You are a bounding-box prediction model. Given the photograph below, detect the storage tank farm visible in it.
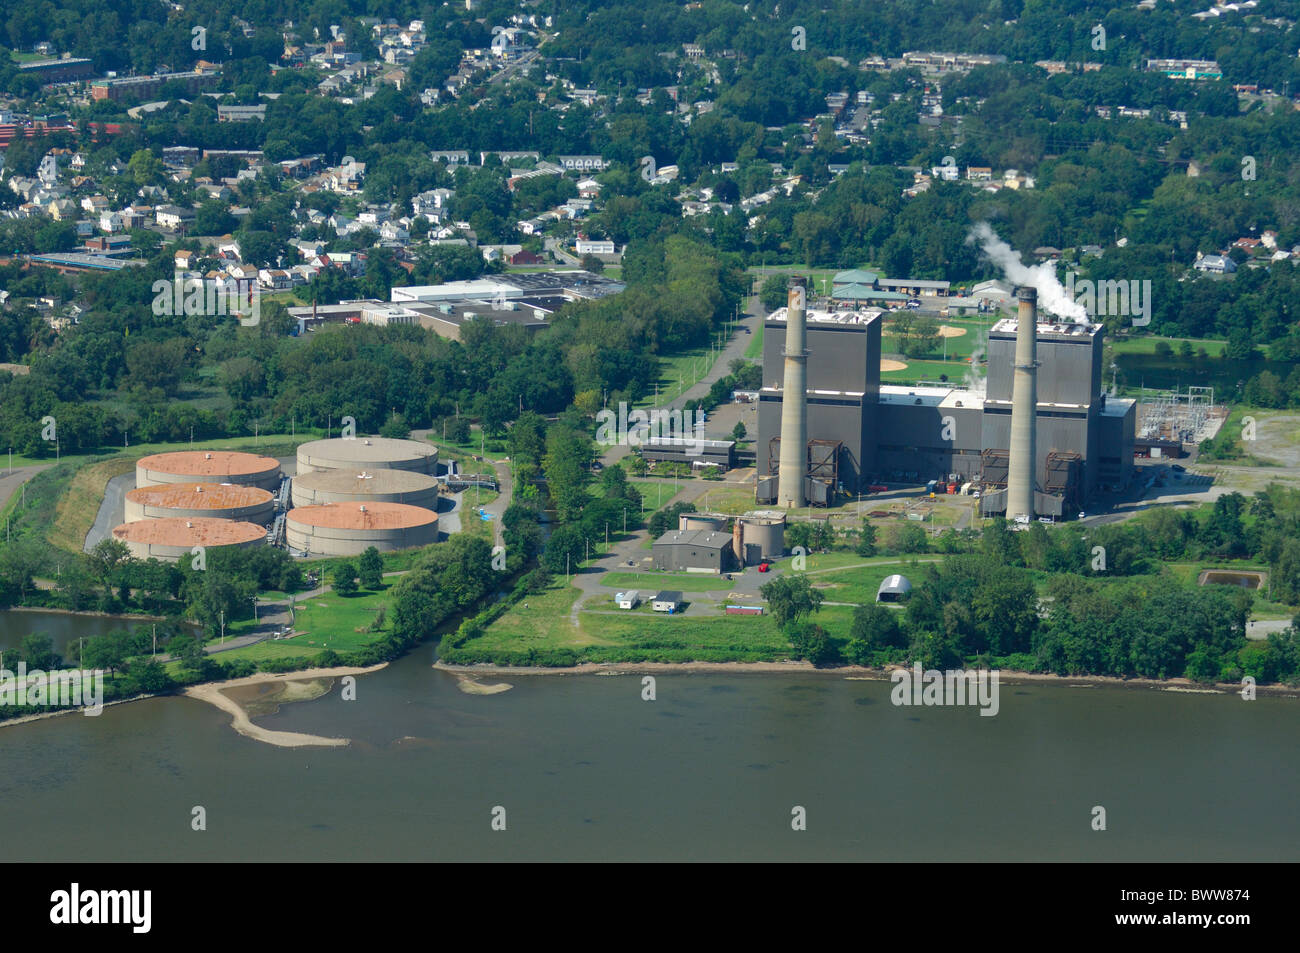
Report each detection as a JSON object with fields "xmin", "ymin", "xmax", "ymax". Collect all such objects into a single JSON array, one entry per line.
[{"xmin": 286, "ymin": 435, "xmax": 444, "ymax": 555}]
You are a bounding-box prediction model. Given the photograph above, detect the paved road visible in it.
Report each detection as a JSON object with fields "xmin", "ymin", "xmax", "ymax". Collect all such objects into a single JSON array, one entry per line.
[
  {"xmin": 84, "ymin": 472, "xmax": 133, "ymax": 553},
  {"xmin": 544, "ymin": 237, "xmax": 581, "ymax": 266},
  {"xmin": 598, "ymin": 291, "xmax": 761, "ymax": 469},
  {"xmin": 0, "ymin": 465, "xmax": 50, "ymax": 523}
]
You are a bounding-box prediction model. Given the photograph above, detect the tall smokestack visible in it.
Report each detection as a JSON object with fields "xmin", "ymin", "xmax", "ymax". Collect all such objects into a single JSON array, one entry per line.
[
  {"xmin": 777, "ymin": 276, "xmax": 808, "ymax": 509},
  {"xmin": 1007, "ymin": 286, "xmax": 1038, "ymax": 521}
]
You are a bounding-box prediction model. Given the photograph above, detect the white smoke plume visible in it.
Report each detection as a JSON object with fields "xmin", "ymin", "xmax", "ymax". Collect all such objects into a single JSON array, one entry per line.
[
  {"xmin": 966, "ymin": 222, "xmax": 1088, "ymax": 322},
  {"xmin": 963, "ymin": 330, "xmax": 987, "ymax": 396}
]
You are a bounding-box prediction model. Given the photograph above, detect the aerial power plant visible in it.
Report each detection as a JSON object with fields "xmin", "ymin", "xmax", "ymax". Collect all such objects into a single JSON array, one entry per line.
[{"xmin": 757, "ymin": 277, "xmax": 1136, "ymax": 518}]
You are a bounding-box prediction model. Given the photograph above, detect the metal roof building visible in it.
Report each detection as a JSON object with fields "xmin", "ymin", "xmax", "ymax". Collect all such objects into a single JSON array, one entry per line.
[
  {"xmin": 652, "ymin": 529, "xmax": 736, "ymax": 573},
  {"xmin": 876, "ymin": 574, "xmax": 913, "ymax": 602}
]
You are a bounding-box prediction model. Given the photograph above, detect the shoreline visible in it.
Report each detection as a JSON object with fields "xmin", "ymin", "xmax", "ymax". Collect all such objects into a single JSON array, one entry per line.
[
  {"xmin": 0, "ymin": 693, "xmax": 160, "ymax": 728},
  {"xmin": 432, "ymin": 661, "xmax": 1300, "ymax": 697},
  {"xmin": 6, "ymin": 606, "xmax": 179, "ymax": 623},
  {"xmin": 182, "ymin": 663, "xmax": 389, "ymax": 748}
]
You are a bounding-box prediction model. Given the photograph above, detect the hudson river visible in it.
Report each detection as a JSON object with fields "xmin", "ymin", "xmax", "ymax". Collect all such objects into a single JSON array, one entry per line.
[{"xmin": 1, "ymin": 644, "xmax": 1296, "ymax": 861}]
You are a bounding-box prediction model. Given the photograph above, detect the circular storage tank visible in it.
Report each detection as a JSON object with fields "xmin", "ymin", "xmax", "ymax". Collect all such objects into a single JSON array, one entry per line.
[
  {"xmin": 286, "ymin": 502, "xmax": 438, "ymax": 556},
  {"xmin": 111, "ymin": 517, "xmax": 266, "ymax": 562},
  {"xmin": 679, "ymin": 513, "xmax": 726, "ymax": 532},
  {"xmin": 124, "ymin": 482, "xmax": 274, "ymax": 525},
  {"xmin": 291, "ymin": 467, "xmax": 440, "ymax": 510},
  {"xmin": 741, "ymin": 517, "xmax": 785, "ymax": 559},
  {"xmin": 295, "ymin": 437, "xmax": 437, "ymax": 476},
  {"xmin": 136, "ymin": 451, "xmax": 281, "ymax": 491}
]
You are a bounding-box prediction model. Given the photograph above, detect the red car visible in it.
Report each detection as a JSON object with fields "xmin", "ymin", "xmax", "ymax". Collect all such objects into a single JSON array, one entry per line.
[
  {"xmin": 758, "ymin": 562, "xmax": 771, "ymax": 572},
  {"xmin": 867, "ymin": 484, "xmax": 888, "ymax": 493}
]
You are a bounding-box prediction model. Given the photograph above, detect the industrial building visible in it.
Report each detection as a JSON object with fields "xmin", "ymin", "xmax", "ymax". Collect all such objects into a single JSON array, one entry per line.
[
  {"xmin": 652, "ymin": 528, "xmax": 737, "ymax": 573},
  {"xmin": 111, "ymin": 517, "xmax": 266, "ymax": 561},
  {"xmin": 124, "ymin": 482, "xmax": 275, "ymax": 525},
  {"xmin": 285, "ymin": 501, "xmax": 439, "ymax": 555},
  {"xmin": 295, "ymin": 437, "xmax": 438, "ymax": 476},
  {"xmin": 650, "ymin": 512, "xmax": 786, "ymax": 573},
  {"xmin": 640, "ymin": 438, "xmax": 735, "ymax": 469},
  {"xmin": 290, "ymin": 467, "xmax": 441, "ymax": 509},
  {"xmin": 756, "ymin": 279, "xmax": 1136, "ymax": 518},
  {"xmin": 135, "ymin": 451, "xmax": 282, "ymax": 491}
]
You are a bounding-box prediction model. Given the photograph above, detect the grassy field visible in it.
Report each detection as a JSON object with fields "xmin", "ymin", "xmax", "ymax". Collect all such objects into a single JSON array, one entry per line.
[
  {"xmin": 463, "ymin": 553, "xmax": 864, "ymax": 661},
  {"xmin": 806, "ymin": 562, "xmax": 920, "ymax": 606},
  {"xmin": 47, "ymin": 457, "xmax": 138, "ymax": 552},
  {"xmin": 1109, "ymin": 335, "xmax": 1228, "ymax": 358},
  {"xmin": 629, "ymin": 479, "xmax": 685, "ymax": 511},
  {"xmin": 287, "ymin": 586, "xmax": 394, "ymax": 652},
  {"xmin": 424, "ymin": 427, "xmax": 508, "ymax": 462},
  {"xmin": 2, "ymin": 431, "xmax": 311, "ymax": 470}
]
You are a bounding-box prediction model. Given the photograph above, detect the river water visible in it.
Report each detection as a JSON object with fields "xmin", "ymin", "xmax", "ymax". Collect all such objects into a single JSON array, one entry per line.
[{"xmin": 0, "ymin": 636, "xmax": 1296, "ymax": 861}]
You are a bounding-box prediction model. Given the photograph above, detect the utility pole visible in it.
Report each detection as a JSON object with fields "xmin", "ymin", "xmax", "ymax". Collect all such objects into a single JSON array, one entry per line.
[
  {"xmin": 152, "ymin": 624, "xmax": 156, "ymax": 657},
  {"xmin": 220, "ymin": 609, "xmax": 224, "ymax": 645}
]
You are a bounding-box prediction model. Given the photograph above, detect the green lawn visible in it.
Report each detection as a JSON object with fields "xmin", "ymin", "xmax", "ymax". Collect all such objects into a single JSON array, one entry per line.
[
  {"xmin": 1108, "ymin": 335, "xmax": 1228, "ymax": 358},
  {"xmin": 462, "ymin": 570, "xmax": 859, "ymax": 662},
  {"xmin": 629, "ymin": 479, "xmax": 684, "ymax": 511},
  {"xmin": 806, "ymin": 562, "xmax": 917, "ymax": 605},
  {"xmin": 286, "ymin": 586, "xmax": 394, "ymax": 653}
]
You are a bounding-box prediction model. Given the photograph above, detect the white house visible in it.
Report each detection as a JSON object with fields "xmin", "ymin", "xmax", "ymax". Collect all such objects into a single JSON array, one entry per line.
[
  {"xmin": 575, "ymin": 239, "xmax": 614, "ymax": 255},
  {"xmin": 1194, "ymin": 253, "xmax": 1237, "ymax": 274},
  {"xmin": 652, "ymin": 591, "xmax": 683, "ymax": 613},
  {"xmin": 615, "ymin": 590, "xmax": 641, "ymax": 610}
]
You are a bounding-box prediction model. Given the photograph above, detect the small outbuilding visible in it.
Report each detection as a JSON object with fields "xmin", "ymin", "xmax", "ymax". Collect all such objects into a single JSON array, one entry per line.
[
  {"xmin": 876, "ymin": 574, "xmax": 913, "ymax": 602},
  {"xmin": 652, "ymin": 591, "xmax": 683, "ymax": 613},
  {"xmin": 616, "ymin": 590, "xmax": 641, "ymax": 609}
]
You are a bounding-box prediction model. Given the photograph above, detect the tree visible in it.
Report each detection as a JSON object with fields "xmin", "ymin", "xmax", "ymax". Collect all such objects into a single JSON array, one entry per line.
[
  {"xmin": 850, "ymin": 602, "xmax": 903, "ymax": 649},
  {"xmin": 787, "ymin": 621, "xmax": 837, "ymax": 665},
  {"xmin": 856, "ymin": 521, "xmax": 877, "ymax": 557},
  {"xmin": 20, "ymin": 632, "xmax": 60, "ymax": 669},
  {"xmin": 332, "ymin": 562, "xmax": 359, "ymax": 597},
  {"xmin": 760, "ymin": 574, "xmax": 825, "ymax": 628},
  {"xmin": 358, "ymin": 547, "xmax": 384, "ymax": 590},
  {"xmin": 87, "ymin": 538, "xmax": 131, "ymax": 600},
  {"xmin": 759, "ymin": 274, "xmax": 789, "ymax": 311},
  {"xmin": 731, "ymin": 421, "xmax": 747, "ymax": 441},
  {"xmin": 127, "ymin": 149, "xmax": 163, "ymax": 187}
]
